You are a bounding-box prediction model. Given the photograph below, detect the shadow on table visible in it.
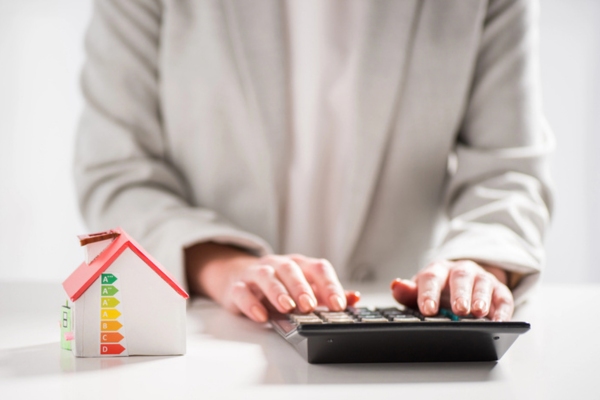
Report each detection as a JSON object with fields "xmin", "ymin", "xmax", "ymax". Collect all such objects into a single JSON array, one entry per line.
[
  {"xmin": 0, "ymin": 342, "xmax": 167, "ymax": 379},
  {"xmin": 190, "ymin": 302, "xmax": 499, "ymax": 385}
]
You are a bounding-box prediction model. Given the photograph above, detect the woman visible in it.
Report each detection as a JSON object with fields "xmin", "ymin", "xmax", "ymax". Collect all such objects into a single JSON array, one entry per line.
[{"xmin": 75, "ymin": 0, "xmax": 553, "ymax": 323}]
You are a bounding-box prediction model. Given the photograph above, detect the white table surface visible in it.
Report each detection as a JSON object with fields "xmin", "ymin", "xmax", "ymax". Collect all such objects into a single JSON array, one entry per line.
[{"xmin": 0, "ymin": 281, "xmax": 598, "ymax": 400}]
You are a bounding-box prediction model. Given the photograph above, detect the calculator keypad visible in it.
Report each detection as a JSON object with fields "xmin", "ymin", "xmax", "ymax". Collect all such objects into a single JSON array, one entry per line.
[{"xmin": 289, "ymin": 306, "xmax": 490, "ymax": 325}]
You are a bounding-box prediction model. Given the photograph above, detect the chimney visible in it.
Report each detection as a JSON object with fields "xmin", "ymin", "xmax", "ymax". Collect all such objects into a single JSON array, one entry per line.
[{"xmin": 78, "ymin": 230, "xmax": 120, "ymax": 264}]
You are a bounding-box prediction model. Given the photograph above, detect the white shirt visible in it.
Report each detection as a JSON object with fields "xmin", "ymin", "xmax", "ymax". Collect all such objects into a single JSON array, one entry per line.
[{"xmin": 283, "ymin": 0, "xmax": 366, "ymax": 265}]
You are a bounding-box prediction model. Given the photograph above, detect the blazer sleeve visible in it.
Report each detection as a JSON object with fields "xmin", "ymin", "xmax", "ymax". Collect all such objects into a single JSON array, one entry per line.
[
  {"xmin": 74, "ymin": 0, "xmax": 273, "ymax": 288},
  {"xmin": 427, "ymin": 0, "xmax": 554, "ymax": 303}
]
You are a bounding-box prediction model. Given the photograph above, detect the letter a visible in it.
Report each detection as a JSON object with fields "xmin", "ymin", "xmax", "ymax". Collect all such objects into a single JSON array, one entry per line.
[
  {"xmin": 103, "ymin": 276, "xmax": 108, "ymax": 283},
  {"xmin": 102, "ymin": 287, "xmax": 108, "ymax": 295},
  {"xmin": 102, "ymin": 299, "xmax": 108, "ymax": 306}
]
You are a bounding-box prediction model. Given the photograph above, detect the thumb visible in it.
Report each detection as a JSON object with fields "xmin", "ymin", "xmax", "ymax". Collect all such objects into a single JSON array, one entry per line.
[{"xmin": 390, "ymin": 278, "xmax": 418, "ymax": 308}]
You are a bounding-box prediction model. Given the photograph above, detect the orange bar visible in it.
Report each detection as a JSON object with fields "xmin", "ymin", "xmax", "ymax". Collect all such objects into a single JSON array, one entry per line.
[
  {"xmin": 100, "ymin": 321, "xmax": 122, "ymax": 331},
  {"xmin": 101, "ymin": 332, "xmax": 124, "ymax": 343}
]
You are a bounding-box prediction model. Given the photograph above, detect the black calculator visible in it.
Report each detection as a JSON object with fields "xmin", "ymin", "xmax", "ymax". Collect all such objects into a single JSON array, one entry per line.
[{"xmin": 270, "ymin": 305, "xmax": 530, "ymax": 363}]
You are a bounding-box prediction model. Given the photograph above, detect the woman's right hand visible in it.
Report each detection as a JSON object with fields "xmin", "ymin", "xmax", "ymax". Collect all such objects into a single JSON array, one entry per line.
[{"xmin": 185, "ymin": 242, "xmax": 359, "ymax": 322}]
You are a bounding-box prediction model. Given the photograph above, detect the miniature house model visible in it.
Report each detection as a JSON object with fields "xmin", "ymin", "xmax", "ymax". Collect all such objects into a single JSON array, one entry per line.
[{"xmin": 62, "ymin": 228, "xmax": 188, "ymax": 357}]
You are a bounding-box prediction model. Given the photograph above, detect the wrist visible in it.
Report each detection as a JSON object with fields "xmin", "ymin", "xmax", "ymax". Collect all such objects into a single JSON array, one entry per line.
[{"xmin": 185, "ymin": 242, "xmax": 258, "ymax": 301}]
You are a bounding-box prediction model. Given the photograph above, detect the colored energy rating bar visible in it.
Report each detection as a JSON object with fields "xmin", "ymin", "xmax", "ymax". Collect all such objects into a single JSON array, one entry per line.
[
  {"xmin": 101, "ymin": 285, "xmax": 119, "ymax": 296},
  {"xmin": 101, "ymin": 344, "xmax": 125, "ymax": 355},
  {"xmin": 101, "ymin": 309, "xmax": 121, "ymax": 319},
  {"xmin": 101, "ymin": 332, "xmax": 124, "ymax": 343},
  {"xmin": 101, "ymin": 297, "xmax": 120, "ymax": 308},
  {"xmin": 101, "ymin": 321, "xmax": 123, "ymax": 331},
  {"xmin": 100, "ymin": 272, "xmax": 125, "ymax": 355},
  {"xmin": 101, "ymin": 273, "xmax": 117, "ymax": 284}
]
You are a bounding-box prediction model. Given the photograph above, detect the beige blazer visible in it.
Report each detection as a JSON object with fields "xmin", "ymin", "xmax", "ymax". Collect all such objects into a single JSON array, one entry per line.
[{"xmin": 75, "ymin": 0, "xmax": 553, "ymax": 302}]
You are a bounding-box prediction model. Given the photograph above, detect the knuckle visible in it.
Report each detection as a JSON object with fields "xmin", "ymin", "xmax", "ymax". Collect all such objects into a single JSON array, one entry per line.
[
  {"xmin": 230, "ymin": 281, "xmax": 247, "ymax": 295},
  {"xmin": 255, "ymin": 264, "xmax": 275, "ymax": 279},
  {"xmin": 419, "ymin": 270, "xmax": 439, "ymax": 281},
  {"xmin": 311, "ymin": 259, "xmax": 331, "ymax": 274},
  {"xmin": 450, "ymin": 266, "xmax": 471, "ymax": 279},
  {"xmin": 276, "ymin": 261, "xmax": 297, "ymax": 275},
  {"xmin": 259, "ymin": 254, "xmax": 275, "ymax": 264},
  {"xmin": 455, "ymin": 259, "xmax": 478, "ymax": 269}
]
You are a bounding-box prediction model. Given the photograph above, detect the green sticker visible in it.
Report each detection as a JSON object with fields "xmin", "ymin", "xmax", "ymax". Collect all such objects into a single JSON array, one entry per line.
[
  {"xmin": 60, "ymin": 301, "xmax": 72, "ymax": 351},
  {"xmin": 101, "ymin": 273, "xmax": 117, "ymax": 284},
  {"xmin": 101, "ymin": 285, "xmax": 119, "ymax": 296}
]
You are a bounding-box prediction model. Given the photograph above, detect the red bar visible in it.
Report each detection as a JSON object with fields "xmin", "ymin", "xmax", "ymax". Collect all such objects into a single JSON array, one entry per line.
[{"xmin": 101, "ymin": 344, "xmax": 125, "ymax": 355}]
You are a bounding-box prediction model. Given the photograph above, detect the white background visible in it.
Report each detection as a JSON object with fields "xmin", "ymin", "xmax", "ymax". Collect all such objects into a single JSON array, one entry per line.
[{"xmin": 0, "ymin": 0, "xmax": 598, "ymax": 283}]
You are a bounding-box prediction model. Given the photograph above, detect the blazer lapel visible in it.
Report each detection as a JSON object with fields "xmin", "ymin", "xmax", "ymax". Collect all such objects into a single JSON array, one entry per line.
[
  {"xmin": 224, "ymin": 0, "xmax": 289, "ymax": 250},
  {"xmin": 339, "ymin": 0, "xmax": 422, "ymax": 269}
]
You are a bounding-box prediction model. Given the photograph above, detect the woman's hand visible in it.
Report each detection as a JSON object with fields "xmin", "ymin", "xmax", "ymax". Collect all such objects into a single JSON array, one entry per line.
[
  {"xmin": 186, "ymin": 242, "xmax": 359, "ymax": 323},
  {"xmin": 390, "ymin": 260, "xmax": 514, "ymax": 321}
]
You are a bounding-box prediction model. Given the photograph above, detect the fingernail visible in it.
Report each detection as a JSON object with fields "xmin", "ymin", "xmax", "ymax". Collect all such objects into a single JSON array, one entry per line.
[
  {"xmin": 329, "ymin": 294, "xmax": 346, "ymax": 311},
  {"xmin": 390, "ymin": 279, "xmax": 402, "ymax": 290},
  {"xmin": 472, "ymin": 299, "xmax": 486, "ymax": 313},
  {"xmin": 250, "ymin": 305, "xmax": 268, "ymax": 322},
  {"xmin": 298, "ymin": 293, "xmax": 316, "ymax": 312},
  {"xmin": 278, "ymin": 294, "xmax": 296, "ymax": 311},
  {"xmin": 424, "ymin": 299, "xmax": 437, "ymax": 315},
  {"xmin": 454, "ymin": 297, "xmax": 470, "ymax": 313}
]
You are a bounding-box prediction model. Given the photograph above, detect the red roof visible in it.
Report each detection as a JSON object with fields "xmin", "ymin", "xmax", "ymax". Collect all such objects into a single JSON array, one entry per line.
[{"xmin": 63, "ymin": 227, "xmax": 189, "ymax": 301}]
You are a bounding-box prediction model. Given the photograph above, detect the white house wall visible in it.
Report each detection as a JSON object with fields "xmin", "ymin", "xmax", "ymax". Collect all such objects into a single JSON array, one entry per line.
[
  {"xmin": 73, "ymin": 247, "xmax": 186, "ymax": 357},
  {"xmin": 105, "ymin": 248, "xmax": 186, "ymax": 355},
  {"xmin": 77, "ymin": 276, "xmax": 101, "ymax": 357}
]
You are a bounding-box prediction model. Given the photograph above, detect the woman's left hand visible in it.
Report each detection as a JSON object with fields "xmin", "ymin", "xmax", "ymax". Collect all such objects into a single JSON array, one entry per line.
[{"xmin": 390, "ymin": 260, "xmax": 514, "ymax": 321}]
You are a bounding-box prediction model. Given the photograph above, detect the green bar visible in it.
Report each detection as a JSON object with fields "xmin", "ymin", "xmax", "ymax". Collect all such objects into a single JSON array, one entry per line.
[
  {"xmin": 101, "ymin": 297, "xmax": 120, "ymax": 308},
  {"xmin": 101, "ymin": 285, "xmax": 119, "ymax": 296},
  {"xmin": 101, "ymin": 273, "xmax": 117, "ymax": 284}
]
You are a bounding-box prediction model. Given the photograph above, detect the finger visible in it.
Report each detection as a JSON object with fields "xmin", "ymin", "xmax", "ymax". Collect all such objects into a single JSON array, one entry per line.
[
  {"xmin": 448, "ymin": 261, "xmax": 477, "ymax": 316},
  {"xmin": 390, "ymin": 278, "xmax": 418, "ymax": 308},
  {"xmin": 489, "ymin": 284, "xmax": 514, "ymax": 322},
  {"xmin": 293, "ymin": 256, "xmax": 346, "ymax": 311},
  {"xmin": 416, "ymin": 263, "xmax": 450, "ymax": 316},
  {"xmin": 230, "ymin": 281, "xmax": 269, "ymax": 323},
  {"xmin": 345, "ymin": 290, "xmax": 361, "ymax": 306},
  {"xmin": 270, "ymin": 256, "xmax": 316, "ymax": 313},
  {"xmin": 470, "ymin": 272, "xmax": 495, "ymax": 317},
  {"xmin": 243, "ymin": 264, "xmax": 295, "ymax": 314}
]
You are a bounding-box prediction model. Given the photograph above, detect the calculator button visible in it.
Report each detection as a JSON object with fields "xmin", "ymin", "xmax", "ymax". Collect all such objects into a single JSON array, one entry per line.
[
  {"xmin": 296, "ymin": 319, "xmax": 323, "ymax": 324},
  {"xmin": 360, "ymin": 317, "xmax": 389, "ymax": 323},
  {"xmin": 424, "ymin": 317, "xmax": 451, "ymax": 322},
  {"xmin": 460, "ymin": 317, "xmax": 491, "ymax": 322},
  {"xmin": 391, "ymin": 314, "xmax": 417, "ymax": 319},
  {"xmin": 320, "ymin": 312, "xmax": 349, "ymax": 317},
  {"xmin": 392, "ymin": 316, "xmax": 420, "ymax": 322},
  {"xmin": 324, "ymin": 317, "xmax": 355, "ymax": 322},
  {"xmin": 376, "ymin": 307, "xmax": 406, "ymax": 313},
  {"xmin": 291, "ymin": 314, "xmax": 320, "ymax": 323}
]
